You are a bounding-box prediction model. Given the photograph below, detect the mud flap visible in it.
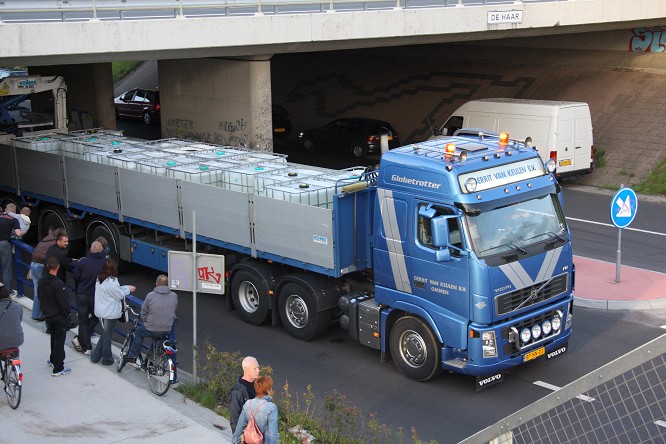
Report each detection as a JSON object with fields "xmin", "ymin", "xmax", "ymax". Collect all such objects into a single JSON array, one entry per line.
[{"xmin": 476, "ymin": 372, "xmax": 504, "ymax": 391}]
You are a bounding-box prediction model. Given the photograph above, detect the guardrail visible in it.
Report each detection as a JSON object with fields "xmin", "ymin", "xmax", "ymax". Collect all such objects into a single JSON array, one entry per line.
[{"xmin": 0, "ymin": 0, "xmax": 559, "ymax": 22}]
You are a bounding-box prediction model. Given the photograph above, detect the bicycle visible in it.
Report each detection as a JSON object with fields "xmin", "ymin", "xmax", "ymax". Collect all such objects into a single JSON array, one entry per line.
[
  {"xmin": 117, "ymin": 305, "xmax": 176, "ymax": 396},
  {"xmin": 0, "ymin": 347, "xmax": 22, "ymax": 409}
]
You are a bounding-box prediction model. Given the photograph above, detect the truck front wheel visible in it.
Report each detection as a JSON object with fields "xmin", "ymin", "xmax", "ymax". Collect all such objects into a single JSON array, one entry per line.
[
  {"xmin": 389, "ymin": 316, "xmax": 442, "ymax": 381},
  {"xmin": 278, "ymin": 282, "xmax": 330, "ymax": 341},
  {"xmin": 230, "ymin": 270, "xmax": 270, "ymax": 325}
]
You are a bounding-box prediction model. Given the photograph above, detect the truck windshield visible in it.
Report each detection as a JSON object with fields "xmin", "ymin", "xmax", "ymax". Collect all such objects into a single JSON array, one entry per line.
[{"xmin": 466, "ymin": 194, "xmax": 566, "ymax": 258}]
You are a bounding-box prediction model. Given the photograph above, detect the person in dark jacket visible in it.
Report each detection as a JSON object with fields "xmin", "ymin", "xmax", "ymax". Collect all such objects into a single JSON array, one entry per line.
[
  {"xmin": 125, "ymin": 275, "xmax": 177, "ymax": 361},
  {"xmin": 30, "ymin": 228, "xmax": 65, "ymax": 321},
  {"xmin": 45, "ymin": 232, "xmax": 76, "ymax": 285},
  {"xmin": 40, "ymin": 256, "xmax": 72, "ymax": 376},
  {"xmin": 71, "ymin": 241, "xmax": 106, "ymax": 355},
  {"xmin": 0, "ymin": 283, "xmax": 24, "ymax": 351},
  {"xmin": 229, "ymin": 356, "xmax": 261, "ymax": 433}
]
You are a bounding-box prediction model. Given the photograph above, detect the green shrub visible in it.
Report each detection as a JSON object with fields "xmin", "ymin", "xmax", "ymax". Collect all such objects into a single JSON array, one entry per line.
[
  {"xmin": 633, "ymin": 157, "xmax": 666, "ymax": 196},
  {"xmin": 594, "ymin": 148, "xmax": 606, "ymax": 169},
  {"xmin": 178, "ymin": 341, "xmax": 438, "ymax": 444}
]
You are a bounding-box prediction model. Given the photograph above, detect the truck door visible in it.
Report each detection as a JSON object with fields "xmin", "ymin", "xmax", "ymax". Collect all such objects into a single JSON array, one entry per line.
[
  {"xmin": 412, "ymin": 203, "xmax": 470, "ymax": 345},
  {"xmin": 573, "ymin": 105, "xmax": 593, "ymax": 172}
]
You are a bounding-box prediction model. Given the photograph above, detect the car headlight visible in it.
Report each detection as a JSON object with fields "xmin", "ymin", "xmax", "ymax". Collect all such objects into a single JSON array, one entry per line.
[
  {"xmin": 520, "ymin": 328, "xmax": 531, "ymax": 344},
  {"xmin": 465, "ymin": 177, "xmax": 477, "ymax": 193},
  {"xmin": 552, "ymin": 315, "xmax": 562, "ymax": 332},
  {"xmin": 531, "ymin": 324, "xmax": 542, "ymax": 340},
  {"xmin": 482, "ymin": 331, "xmax": 497, "ymax": 358},
  {"xmin": 542, "ymin": 319, "xmax": 552, "ymax": 336}
]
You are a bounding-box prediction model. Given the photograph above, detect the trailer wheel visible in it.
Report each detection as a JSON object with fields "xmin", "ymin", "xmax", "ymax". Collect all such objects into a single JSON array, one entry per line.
[
  {"xmin": 38, "ymin": 207, "xmax": 68, "ymax": 241},
  {"xmin": 389, "ymin": 316, "xmax": 442, "ymax": 382},
  {"xmin": 279, "ymin": 282, "xmax": 330, "ymax": 341},
  {"xmin": 230, "ymin": 270, "xmax": 270, "ymax": 325},
  {"xmin": 89, "ymin": 222, "xmax": 125, "ymax": 272}
]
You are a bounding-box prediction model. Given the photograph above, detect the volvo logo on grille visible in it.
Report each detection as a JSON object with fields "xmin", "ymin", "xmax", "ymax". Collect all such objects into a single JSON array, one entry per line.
[{"xmin": 530, "ymin": 289, "xmax": 538, "ymax": 298}]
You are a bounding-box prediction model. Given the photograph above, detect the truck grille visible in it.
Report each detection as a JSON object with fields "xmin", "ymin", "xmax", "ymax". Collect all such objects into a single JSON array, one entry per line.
[{"xmin": 495, "ymin": 273, "xmax": 568, "ymax": 316}]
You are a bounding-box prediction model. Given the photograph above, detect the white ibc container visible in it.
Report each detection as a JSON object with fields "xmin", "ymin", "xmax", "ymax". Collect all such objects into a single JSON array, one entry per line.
[
  {"xmin": 224, "ymin": 164, "xmax": 287, "ymax": 194},
  {"xmin": 236, "ymin": 152, "xmax": 288, "ymax": 165},
  {"xmin": 192, "ymin": 148, "xmax": 248, "ymax": 162},
  {"xmin": 255, "ymin": 166, "xmax": 333, "ymax": 192},
  {"xmin": 60, "ymin": 135, "xmax": 127, "ymax": 159},
  {"xmin": 12, "ymin": 134, "xmax": 60, "ymax": 152},
  {"xmin": 166, "ymin": 164, "xmax": 224, "ymax": 184},
  {"xmin": 142, "ymin": 138, "xmax": 194, "ymax": 150},
  {"xmin": 107, "ymin": 152, "xmax": 152, "ymax": 170},
  {"xmin": 84, "ymin": 142, "xmax": 146, "ymax": 164},
  {"xmin": 322, "ymin": 167, "xmax": 366, "ymax": 182},
  {"xmin": 137, "ymin": 156, "xmax": 199, "ymax": 176},
  {"xmin": 264, "ymin": 179, "xmax": 336, "ymax": 208}
]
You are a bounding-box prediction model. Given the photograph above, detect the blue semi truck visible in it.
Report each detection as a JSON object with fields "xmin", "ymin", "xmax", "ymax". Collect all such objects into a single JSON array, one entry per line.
[{"xmin": 1, "ymin": 122, "xmax": 572, "ymax": 386}]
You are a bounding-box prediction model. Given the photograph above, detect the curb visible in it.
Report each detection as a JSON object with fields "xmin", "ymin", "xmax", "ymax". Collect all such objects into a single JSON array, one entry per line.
[{"xmin": 574, "ymin": 296, "xmax": 666, "ymax": 311}]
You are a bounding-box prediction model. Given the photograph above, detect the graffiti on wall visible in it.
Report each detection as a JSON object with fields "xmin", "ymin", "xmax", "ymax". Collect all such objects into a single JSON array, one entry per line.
[
  {"xmin": 630, "ymin": 27, "xmax": 666, "ymax": 52},
  {"xmin": 164, "ymin": 117, "xmax": 251, "ymax": 147}
]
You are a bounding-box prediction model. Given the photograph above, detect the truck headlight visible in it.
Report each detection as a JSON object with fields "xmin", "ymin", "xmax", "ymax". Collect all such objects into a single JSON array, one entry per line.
[
  {"xmin": 542, "ymin": 319, "xmax": 552, "ymax": 336},
  {"xmin": 482, "ymin": 331, "xmax": 497, "ymax": 358},
  {"xmin": 552, "ymin": 315, "xmax": 562, "ymax": 332},
  {"xmin": 520, "ymin": 328, "xmax": 531, "ymax": 344},
  {"xmin": 531, "ymin": 324, "xmax": 542, "ymax": 340},
  {"xmin": 465, "ymin": 178, "xmax": 477, "ymax": 193}
]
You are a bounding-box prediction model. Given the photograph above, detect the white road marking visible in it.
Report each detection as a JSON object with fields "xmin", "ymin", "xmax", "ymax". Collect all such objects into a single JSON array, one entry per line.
[
  {"xmin": 660, "ymin": 325, "xmax": 666, "ymax": 330},
  {"xmin": 655, "ymin": 420, "xmax": 666, "ymax": 429},
  {"xmin": 566, "ymin": 217, "xmax": 666, "ymax": 237},
  {"xmin": 533, "ymin": 380, "xmax": 596, "ymax": 402}
]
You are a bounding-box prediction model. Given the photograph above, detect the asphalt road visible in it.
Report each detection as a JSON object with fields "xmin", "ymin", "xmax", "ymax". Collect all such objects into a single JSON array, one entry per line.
[{"xmin": 110, "ymin": 122, "xmax": 666, "ymax": 442}]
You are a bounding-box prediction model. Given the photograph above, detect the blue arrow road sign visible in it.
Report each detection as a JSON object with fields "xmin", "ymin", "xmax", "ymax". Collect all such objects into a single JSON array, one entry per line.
[{"xmin": 610, "ymin": 187, "xmax": 638, "ymax": 228}]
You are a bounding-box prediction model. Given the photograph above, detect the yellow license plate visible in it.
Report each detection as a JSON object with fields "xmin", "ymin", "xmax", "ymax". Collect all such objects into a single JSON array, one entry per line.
[
  {"xmin": 524, "ymin": 347, "xmax": 545, "ymax": 362},
  {"xmin": 559, "ymin": 159, "xmax": 572, "ymax": 167},
  {"xmin": 275, "ymin": 128, "xmax": 285, "ymax": 133}
]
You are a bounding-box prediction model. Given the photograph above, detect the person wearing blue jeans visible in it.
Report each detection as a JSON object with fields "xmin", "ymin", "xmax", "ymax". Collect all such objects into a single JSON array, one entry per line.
[
  {"xmin": 125, "ymin": 275, "xmax": 177, "ymax": 361},
  {"xmin": 30, "ymin": 261, "xmax": 44, "ymax": 319},
  {"xmin": 91, "ymin": 259, "xmax": 135, "ymax": 366}
]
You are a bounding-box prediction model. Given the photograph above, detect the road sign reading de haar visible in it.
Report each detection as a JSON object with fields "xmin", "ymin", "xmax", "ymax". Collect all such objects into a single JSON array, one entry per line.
[
  {"xmin": 168, "ymin": 251, "xmax": 225, "ymax": 295},
  {"xmin": 610, "ymin": 187, "xmax": 638, "ymax": 229}
]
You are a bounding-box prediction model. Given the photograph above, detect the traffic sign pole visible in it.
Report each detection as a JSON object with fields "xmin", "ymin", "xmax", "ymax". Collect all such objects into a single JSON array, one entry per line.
[
  {"xmin": 609, "ymin": 185, "xmax": 638, "ymax": 284},
  {"xmin": 192, "ymin": 210, "xmax": 198, "ymax": 384},
  {"xmin": 615, "ymin": 227, "xmax": 622, "ymax": 284}
]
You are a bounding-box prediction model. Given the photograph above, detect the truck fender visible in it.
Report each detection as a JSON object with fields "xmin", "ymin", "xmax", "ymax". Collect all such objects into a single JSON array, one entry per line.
[
  {"xmin": 228, "ymin": 260, "xmax": 283, "ymax": 319},
  {"xmin": 275, "ymin": 273, "xmax": 344, "ymax": 314},
  {"xmin": 383, "ymin": 302, "xmax": 445, "ymax": 346}
]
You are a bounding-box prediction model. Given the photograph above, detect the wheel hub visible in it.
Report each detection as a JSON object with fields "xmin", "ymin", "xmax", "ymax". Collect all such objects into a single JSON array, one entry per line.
[
  {"xmin": 400, "ymin": 330, "xmax": 427, "ymax": 368},
  {"xmin": 285, "ymin": 295, "xmax": 308, "ymax": 328},
  {"xmin": 238, "ymin": 281, "xmax": 259, "ymax": 313}
]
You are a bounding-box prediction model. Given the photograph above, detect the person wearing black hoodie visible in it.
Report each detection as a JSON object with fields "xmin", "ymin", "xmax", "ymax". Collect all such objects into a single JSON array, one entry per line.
[
  {"xmin": 40, "ymin": 256, "xmax": 72, "ymax": 376},
  {"xmin": 72, "ymin": 241, "xmax": 107, "ymax": 355},
  {"xmin": 45, "ymin": 232, "xmax": 76, "ymax": 285}
]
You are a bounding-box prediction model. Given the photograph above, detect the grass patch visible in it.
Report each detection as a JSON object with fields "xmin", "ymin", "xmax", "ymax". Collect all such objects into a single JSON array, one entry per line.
[
  {"xmin": 112, "ymin": 61, "xmax": 142, "ymax": 83},
  {"xmin": 177, "ymin": 340, "xmax": 438, "ymax": 444},
  {"xmin": 633, "ymin": 157, "xmax": 666, "ymax": 196}
]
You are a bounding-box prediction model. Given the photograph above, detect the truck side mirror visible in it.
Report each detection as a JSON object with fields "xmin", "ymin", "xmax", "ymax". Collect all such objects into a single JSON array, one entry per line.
[{"xmin": 431, "ymin": 215, "xmax": 450, "ymax": 248}]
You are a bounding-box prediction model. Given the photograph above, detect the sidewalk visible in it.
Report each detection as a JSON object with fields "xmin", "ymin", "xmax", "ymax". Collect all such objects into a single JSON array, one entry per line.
[
  {"xmin": 3, "ymin": 297, "xmax": 232, "ymax": 444},
  {"xmin": 573, "ymin": 255, "xmax": 666, "ymax": 310}
]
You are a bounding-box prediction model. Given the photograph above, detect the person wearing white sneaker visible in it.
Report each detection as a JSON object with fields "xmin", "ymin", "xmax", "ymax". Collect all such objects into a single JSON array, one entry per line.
[{"xmin": 40, "ymin": 257, "xmax": 72, "ymax": 376}]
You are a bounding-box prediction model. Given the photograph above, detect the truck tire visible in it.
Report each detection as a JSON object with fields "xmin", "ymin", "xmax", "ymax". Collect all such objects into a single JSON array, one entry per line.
[
  {"xmin": 230, "ymin": 270, "xmax": 270, "ymax": 325},
  {"xmin": 389, "ymin": 316, "xmax": 442, "ymax": 382},
  {"xmin": 88, "ymin": 223, "xmax": 128, "ymax": 273},
  {"xmin": 278, "ymin": 282, "xmax": 330, "ymax": 341},
  {"xmin": 37, "ymin": 207, "xmax": 68, "ymax": 241}
]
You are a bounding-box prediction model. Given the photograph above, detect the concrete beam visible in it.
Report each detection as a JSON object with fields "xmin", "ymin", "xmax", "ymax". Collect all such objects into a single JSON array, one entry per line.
[{"xmin": 1, "ymin": 0, "xmax": 665, "ymax": 66}]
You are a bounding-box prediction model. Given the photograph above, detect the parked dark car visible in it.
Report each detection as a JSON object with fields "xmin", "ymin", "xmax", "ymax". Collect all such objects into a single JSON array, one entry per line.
[
  {"xmin": 298, "ymin": 117, "xmax": 399, "ymax": 158},
  {"xmin": 114, "ymin": 88, "xmax": 160, "ymax": 125},
  {"xmin": 272, "ymin": 104, "xmax": 292, "ymax": 139}
]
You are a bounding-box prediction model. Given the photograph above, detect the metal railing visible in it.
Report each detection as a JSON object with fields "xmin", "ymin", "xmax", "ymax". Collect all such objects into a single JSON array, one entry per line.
[
  {"xmin": 460, "ymin": 333, "xmax": 666, "ymax": 443},
  {"xmin": 0, "ymin": 0, "xmax": 562, "ymax": 22},
  {"xmin": 11, "ymin": 238, "xmax": 179, "ymax": 381}
]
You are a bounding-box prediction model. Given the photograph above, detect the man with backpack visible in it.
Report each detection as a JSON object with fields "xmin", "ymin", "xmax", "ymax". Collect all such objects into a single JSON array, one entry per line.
[{"xmin": 229, "ymin": 356, "xmax": 260, "ymax": 433}]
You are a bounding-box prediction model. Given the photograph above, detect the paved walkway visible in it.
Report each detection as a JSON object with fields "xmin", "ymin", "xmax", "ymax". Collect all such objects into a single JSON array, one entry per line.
[
  {"xmin": 573, "ymin": 256, "xmax": 666, "ymax": 310},
  {"xmin": 2, "ymin": 296, "xmax": 232, "ymax": 443}
]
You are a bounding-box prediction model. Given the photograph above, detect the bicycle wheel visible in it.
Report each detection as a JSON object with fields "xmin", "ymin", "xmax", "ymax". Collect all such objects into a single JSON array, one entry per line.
[
  {"xmin": 5, "ymin": 363, "xmax": 21, "ymax": 409},
  {"xmin": 146, "ymin": 349, "xmax": 170, "ymax": 396},
  {"xmin": 117, "ymin": 334, "xmax": 132, "ymax": 373}
]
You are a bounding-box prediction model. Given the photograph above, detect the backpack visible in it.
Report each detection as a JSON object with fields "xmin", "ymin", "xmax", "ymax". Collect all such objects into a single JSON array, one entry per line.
[{"xmin": 243, "ymin": 400, "xmax": 267, "ymax": 444}]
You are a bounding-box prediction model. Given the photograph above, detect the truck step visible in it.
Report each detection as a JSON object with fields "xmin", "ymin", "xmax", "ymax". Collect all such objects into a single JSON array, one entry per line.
[{"xmin": 443, "ymin": 359, "xmax": 467, "ymax": 369}]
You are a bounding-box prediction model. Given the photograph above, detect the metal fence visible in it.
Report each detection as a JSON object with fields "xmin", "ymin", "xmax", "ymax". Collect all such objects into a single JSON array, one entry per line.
[
  {"xmin": 460, "ymin": 333, "xmax": 666, "ymax": 444},
  {"xmin": 0, "ymin": 0, "xmax": 567, "ymax": 22}
]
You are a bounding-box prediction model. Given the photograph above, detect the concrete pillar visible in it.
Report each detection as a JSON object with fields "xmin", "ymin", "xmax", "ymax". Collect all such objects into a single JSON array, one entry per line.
[
  {"xmin": 30, "ymin": 63, "xmax": 115, "ymax": 130},
  {"xmin": 159, "ymin": 57, "xmax": 273, "ymax": 151}
]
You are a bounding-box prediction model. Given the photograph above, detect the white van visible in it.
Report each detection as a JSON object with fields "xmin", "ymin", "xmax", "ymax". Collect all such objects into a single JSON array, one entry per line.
[{"xmin": 435, "ymin": 98, "xmax": 594, "ymax": 178}]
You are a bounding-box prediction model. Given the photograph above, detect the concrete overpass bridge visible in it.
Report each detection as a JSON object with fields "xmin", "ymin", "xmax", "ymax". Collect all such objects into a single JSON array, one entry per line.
[{"xmin": 2, "ymin": 0, "xmax": 666, "ymax": 187}]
